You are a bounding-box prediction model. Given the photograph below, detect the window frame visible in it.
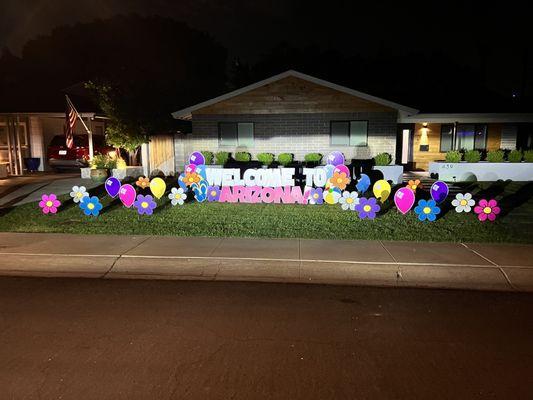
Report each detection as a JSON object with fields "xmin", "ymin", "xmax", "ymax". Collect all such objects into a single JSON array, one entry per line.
[
  {"xmin": 439, "ymin": 124, "xmax": 454, "ymax": 153},
  {"xmin": 329, "ymin": 120, "xmax": 369, "ymax": 147}
]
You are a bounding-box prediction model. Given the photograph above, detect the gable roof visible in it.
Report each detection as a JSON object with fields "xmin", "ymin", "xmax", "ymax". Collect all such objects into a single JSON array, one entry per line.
[{"xmin": 171, "ymin": 70, "xmax": 419, "ymax": 119}]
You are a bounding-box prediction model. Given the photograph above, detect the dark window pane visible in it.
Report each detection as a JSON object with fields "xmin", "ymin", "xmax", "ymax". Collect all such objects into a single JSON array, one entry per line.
[
  {"xmin": 237, "ymin": 123, "xmax": 254, "ymax": 147},
  {"xmin": 349, "ymin": 121, "xmax": 368, "ymax": 146},
  {"xmin": 456, "ymin": 124, "xmax": 475, "ymax": 151},
  {"xmin": 474, "ymin": 125, "xmax": 487, "ymax": 150},
  {"xmin": 331, "ymin": 121, "xmax": 350, "ymax": 145},
  {"xmin": 219, "ymin": 123, "xmax": 238, "ymax": 146},
  {"xmin": 440, "ymin": 124, "xmax": 453, "ymax": 152}
]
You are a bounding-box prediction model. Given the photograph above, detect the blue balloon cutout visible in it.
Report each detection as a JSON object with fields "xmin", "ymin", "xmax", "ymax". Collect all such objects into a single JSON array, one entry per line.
[
  {"xmin": 195, "ymin": 164, "xmax": 207, "ymax": 181},
  {"xmin": 177, "ymin": 172, "xmax": 188, "ymax": 191},
  {"xmin": 356, "ymin": 174, "xmax": 371, "ymax": 194}
]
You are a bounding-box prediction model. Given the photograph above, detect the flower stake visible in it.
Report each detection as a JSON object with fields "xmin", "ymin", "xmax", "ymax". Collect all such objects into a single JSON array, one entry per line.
[
  {"xmin": 355, "ymin": 197, "xmax": 380, "ymax": 219},
  {"xmin": 308, "ymin": 188, "xmax": 323, "ymax": 205},
  {"xmin": 452, "ymin": 193, "xmax": 475, "ymax": 213},
  {"xmin": 169, "ymin": 187, "xmax": 187, "ymax": 206},
  {"xmin": 474, "ymin": 199, "xmax": 500, "ymax": 222},
  {"xmin": 39, "ymin": 194, "xmax": 61, "ymax": 214},
  {"xmin": 414, "ymin": 199, "xmax": 440, "ymax": 222},
  {"xmin": 69, "ymin": 186, "xmax": 89, "ymax": 203},
  {"xmin": 207, "ymin": 186, "xmax": 221, "ymax": 202},
  {"xmin": 134, "ymin": 194, "xmax": 157, "ymax": 215},
  {"xmin": 80, "ymin": 196, "xmax": 103, "ymax": 217},
  {"xmin": 339, "ymin": 191, "xmax": 359, "ymax": 211}
]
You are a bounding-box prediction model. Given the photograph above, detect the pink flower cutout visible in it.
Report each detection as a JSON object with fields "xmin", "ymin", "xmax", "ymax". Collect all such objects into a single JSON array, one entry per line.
[
  {"xmin": 39, "ymin": 194, "xmax": 61, "ymax": 214},
  {"xmin": 474, "ymin": 199, "xmax": 500, "ymax": 222}
]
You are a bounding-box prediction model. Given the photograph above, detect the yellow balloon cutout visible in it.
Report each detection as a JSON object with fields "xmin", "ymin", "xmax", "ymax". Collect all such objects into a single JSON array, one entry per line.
[
  {"xmin": 373, "ymin": 180, "xmax": 391, "ymax": 202},
  {"xmin": 149, "ymin": 177, "xmax": 166, "ymax": 199}
]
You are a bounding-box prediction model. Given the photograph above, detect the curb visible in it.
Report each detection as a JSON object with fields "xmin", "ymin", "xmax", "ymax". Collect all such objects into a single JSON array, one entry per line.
[{"xmin": 1, "ymin": 252, "xmax": 531, "ymax": 292}]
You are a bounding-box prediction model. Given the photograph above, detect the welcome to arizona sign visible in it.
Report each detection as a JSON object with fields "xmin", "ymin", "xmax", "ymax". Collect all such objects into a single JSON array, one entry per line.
[{"xmin": 177, "ymin": 151, "xmax": 355, "ymax": 204}]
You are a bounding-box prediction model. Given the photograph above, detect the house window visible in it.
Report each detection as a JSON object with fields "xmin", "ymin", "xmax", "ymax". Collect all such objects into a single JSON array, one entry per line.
[
  {"xmin": 330, "ymin": 121, "xmax": 368, "ymax": 146},
  {"xmin": 440, "ymin": 124, "xmax": 454, "ymax": 152},
  {"xmin": 456, "ymin": 124, "xmax": 487, "ymax": 151},
  {"xmin": 219, "ymin": 122, "xmax": 254, "ymax": 147}
]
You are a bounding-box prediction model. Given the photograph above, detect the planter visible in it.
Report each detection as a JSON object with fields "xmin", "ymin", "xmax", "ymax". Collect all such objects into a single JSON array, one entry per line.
[
  {"xmin": 90, "ymin": 168, "xmax": 109, "ymax": 183},
  {"xmin": 429, "ymin": 161, "xmax": 533, "ymax": 182},
  {"xmin": 23, "ymin": 157, "xmax": 41, "ymax": 172},
  {"xmin": 372, "ymin": 165, "xmax": 404, "ymax": 184},
  {"xmin": 112, "ymin": 166, "xmax": 144, "ymax": 180},
  {"xmin": 80, "ymin": 167, "xmax": 92, "ymax": 179}
]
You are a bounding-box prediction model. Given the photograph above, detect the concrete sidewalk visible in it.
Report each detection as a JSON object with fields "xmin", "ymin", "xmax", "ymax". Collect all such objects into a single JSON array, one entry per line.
[{"xmin": 0, "ymin": 232, "xmax": 532, "ymax": 291}]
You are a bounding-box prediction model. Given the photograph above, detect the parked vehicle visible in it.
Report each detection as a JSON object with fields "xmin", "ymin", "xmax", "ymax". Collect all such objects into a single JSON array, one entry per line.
[{"xmin": 47, "ymin": 135, "xmax": 113, "ymax": 169}]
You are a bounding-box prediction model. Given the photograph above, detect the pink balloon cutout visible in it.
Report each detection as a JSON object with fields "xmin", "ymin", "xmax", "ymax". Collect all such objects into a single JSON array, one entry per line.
[
  {"xmin": 119, "ymin": 184, "xmax": 136, "ymax": 208},
  {"xmin": 334, "ymin": 164, "xmax": 350, "ymax": 177},
  {"xmin": 394, "ymin": 187, "xmax": 415, "ymax": 214},
  {"xmin": 185, "ymin": 164, "xmax": 196, "ymax": 174}
]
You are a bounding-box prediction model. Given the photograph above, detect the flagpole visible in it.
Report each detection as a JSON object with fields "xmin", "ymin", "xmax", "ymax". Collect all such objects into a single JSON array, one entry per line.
[{"xmin": 66, "ymin": 95, "xmax": 94, "ymax": 159}]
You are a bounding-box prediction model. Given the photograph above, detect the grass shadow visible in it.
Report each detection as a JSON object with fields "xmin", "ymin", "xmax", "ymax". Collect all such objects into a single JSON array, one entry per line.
[{"xmin": 497, "ymin": 182, "xmax": 533, "ymax": 218}]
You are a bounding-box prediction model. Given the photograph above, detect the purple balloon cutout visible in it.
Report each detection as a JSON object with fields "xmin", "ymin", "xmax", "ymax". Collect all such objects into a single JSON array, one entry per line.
[
  {"xmin": 105, "ymin": 177, "xmax": 121, "ymax": 198},
  {"xmin": 119, "ymin": 184, "xmax": 136, "ymax": 208},
  {"xmin": 430, "ymin": 181, "xmax": 449, "ymax": 203},
  {"xmin": 189, "ymin": 151, "xmax": 205, "ymax": 166},
  {"xmin": 326, "ymin": 151, "xmax": 345, "ymax": 166}
]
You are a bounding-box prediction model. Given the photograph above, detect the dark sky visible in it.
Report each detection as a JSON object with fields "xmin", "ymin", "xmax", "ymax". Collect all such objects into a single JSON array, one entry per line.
[{"xmin": 1, "ymin": 0, "xmax": 531, "ymax": 101}]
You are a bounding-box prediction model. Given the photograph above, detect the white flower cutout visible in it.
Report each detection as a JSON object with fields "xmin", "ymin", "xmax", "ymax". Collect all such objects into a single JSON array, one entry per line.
[
  {"xmin": 168, "ymin": 187, "xmax": 187, "ymax": 206},
  {"xmin": 451, "ymin": 193, "xmax": 475, "ymax": 213},
  {"xmin": 338, "ymin": 191, "xmax": 359, "ymax": 211},
  {"xmin": 69, "ymin": 185, "xmax": 89, "ymax": 203}
]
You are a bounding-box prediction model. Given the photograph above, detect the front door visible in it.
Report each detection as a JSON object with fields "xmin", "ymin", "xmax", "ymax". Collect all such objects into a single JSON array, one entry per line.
[{"xmin": 396, "ymin": 124, "xmax": 414, "ymax": 170}]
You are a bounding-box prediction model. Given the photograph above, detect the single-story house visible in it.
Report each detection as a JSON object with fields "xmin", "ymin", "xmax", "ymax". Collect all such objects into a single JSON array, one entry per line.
[{"xmin": 168, "ymin": 70, "xmax": 533, "ymax": 172}]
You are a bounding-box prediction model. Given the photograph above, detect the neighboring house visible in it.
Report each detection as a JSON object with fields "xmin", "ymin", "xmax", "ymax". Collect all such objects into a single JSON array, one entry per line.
[
  {"xmin": 170, "ymin": 70, "xmax": 533, "ymax": 171},
  {"xmin": 0, "ymin": 111, "xmax": 106, "ymax": 175}
]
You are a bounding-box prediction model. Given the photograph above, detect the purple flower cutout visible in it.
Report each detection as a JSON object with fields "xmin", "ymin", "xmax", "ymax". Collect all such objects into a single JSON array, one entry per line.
[
  {"xmin": 134, "ymin": 194, "xmax": 157, "ymax": 215},
  {"xmin": 207, "ymin": 186, "xmax": 221, "ymax": 202},
  {"xmin": 308, "ymin": 188, "xmax": 324, "ymax": 205},
  {"xmin": 355, "ymin": 197, "xmax": 380, "ymax": 219}
]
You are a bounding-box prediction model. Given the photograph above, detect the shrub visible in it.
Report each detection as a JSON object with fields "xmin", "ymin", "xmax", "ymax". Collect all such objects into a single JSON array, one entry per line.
[
  {"xmin": 235, "ymin": 151, "xmax": 251, "ymax": 162},
  {"xmin": 524, "ymin": 150, "xmax": 533, "ymax": 162},
  {"xmin": 373, "ymin": 152, "xmax": 391, "ymax": 166},
  {"xmin": 256, "ymin": 152, "xmax": 274, "ymax": 166},
  {"xmin": 486, "ymin": 149, "xmax": 504, "ymax": 163},
  {"xmin": 215, "ymin": 151, "xmax": 230, "ymax": 165},
  {"xmin": 507, "ymin": 149, "xmax": 522, "ymax": 163},
  {"xmin": 200, "ymin": 151, "xmax": 214, "ymax": 165},
  {"xmin": 278, "ymin": 153, "xmax": 294, "ymax": 166},
  {"xmin": 304, "ymin": 153, "xmax": 322, "ymax": 163},
  {"xmin": 90, "ymin": 154, "xmax": 115, "ymax": 169},
  {"xmin": 445, "ymin": 150, "xmax": 462, "ymax": 163},
  {"xmin": 464, "ymin": 150, "xmax": 481, "ymax": 163}
]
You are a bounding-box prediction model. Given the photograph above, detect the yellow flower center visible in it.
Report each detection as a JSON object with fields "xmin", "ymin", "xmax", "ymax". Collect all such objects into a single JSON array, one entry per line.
[
  {"xmin": 346, "ymin": 197, "xmax": 353, "ymax": 204},
  {"xmin": 313, "ymin": 193, "xmax": 319, "ymax": 199},
  {"xmin": 211, "ymin": 191, "xmax": 217, "ymax": 196},
  {"xmin": 175, "ymin": 194, "xmax": 180, "ymax": 199},
  {"xmin": 411, "ymin": 185, "xmax": 417, "ymax": 190},
  {"xmin": 76, "ymin": 192, "xmax": 83, "ymax": 198},
  {"xmin": 45, "ymin": 201, "xmax": 53, "ymax": 207},
  {"xmin": 141, "ymin": 201, "xmax": 149, "ymax": 209},
  {"xmin": 87, "ymin": 203, "xmax": 95, "ymax": 210},
  {"xmin": 363, "ymin": 205, "xmax": 371, "ymax": 212},
  {"xmin": 337, "ymin": 178, "xmax": 343, "ymax": 184},
  {"xmin": 423, "ymin": 206, "xmax": 431, "ymax": 214},
  {"xmin": 188, "ymin": 177, "xmax": 194, "ymax": 183},
  {"xmin": 460, "ymin": 199, "xmax": 467, "ymax": 206},
  {"xmin": 483, "ymin": 206, "xmax": 492, "ymax": 214}
]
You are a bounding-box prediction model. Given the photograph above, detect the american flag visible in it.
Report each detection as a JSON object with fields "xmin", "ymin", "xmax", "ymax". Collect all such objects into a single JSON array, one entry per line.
[{"xmin": 64, "ymin": 97, "xmax": 77, "ymax": 149}]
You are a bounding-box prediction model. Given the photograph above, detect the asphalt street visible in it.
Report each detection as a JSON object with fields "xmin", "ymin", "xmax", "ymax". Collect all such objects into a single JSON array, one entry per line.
[{"xmin": 0, "ymin": 277, "xmax": 532, "ymax": 400}]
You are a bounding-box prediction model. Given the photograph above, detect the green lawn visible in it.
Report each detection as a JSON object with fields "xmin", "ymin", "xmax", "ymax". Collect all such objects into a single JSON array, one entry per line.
[{"xmin": 1, "ymin": 180, "xmax": 532, "ymax": 243}]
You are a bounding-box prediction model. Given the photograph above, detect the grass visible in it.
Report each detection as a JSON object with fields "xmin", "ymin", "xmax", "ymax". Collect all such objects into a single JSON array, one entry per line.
[{"xmin": 1, "ymin": 180, "xmax": 532, "ymax": 243}]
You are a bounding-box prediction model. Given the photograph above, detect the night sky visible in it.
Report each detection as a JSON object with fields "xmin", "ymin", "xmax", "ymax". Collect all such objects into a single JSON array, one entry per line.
[{"xmin": 1, "ymin": 0, "xmax": 531, "ymax": 104}]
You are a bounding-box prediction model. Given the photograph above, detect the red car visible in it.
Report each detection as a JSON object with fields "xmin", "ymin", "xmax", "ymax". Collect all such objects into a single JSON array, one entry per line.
[{"xmin": 47, "ymin": 134, "xmax": 114, "ymax": 169}]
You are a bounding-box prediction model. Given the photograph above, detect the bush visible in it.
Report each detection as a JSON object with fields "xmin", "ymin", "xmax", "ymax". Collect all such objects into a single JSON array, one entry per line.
[
  {"xmin": 373, "ymin": 152, "xmax": 391, "ymax": 166},
  {"xmin": 524, "ymin": 150, "xmax": 533, "ymax": 162},
  {"xmin": 445, "ymin": 150, "xmax": 462, "ymax": 163},
  {"xmin": 486, "ymin": 149, "xmax": 504, "ymax": 163},
  {"xmin": 235, "ymin": 151, "xmax": 251, "ymax": 162},
  {"xmin": 464, "ymin": 150, "xmax": 481, "ymax": 163},
  {"xmin": 256, "ymin": 152, "xmax": 274, "ymax": 166},
  {"xmin": 90, "ymin": 154, "xmax": 115, "ymax": 169},
  {"xmin": 278, "ymin": 153, "xmax": 294, "ymax": 166},
  {"xmin": 215, "ymin": 151, "xmax": 230, "ymax": 165},
  {"xmin": 507, "ymin": 150, "xmax": 522, "ymax": 163},
  {"xmin": 200, "ymin": 151, "xmax": 214, "ymax": 165},
  {"xmin": 304, "ymin": 153, "xmax": 322, "ymax": 163}
]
